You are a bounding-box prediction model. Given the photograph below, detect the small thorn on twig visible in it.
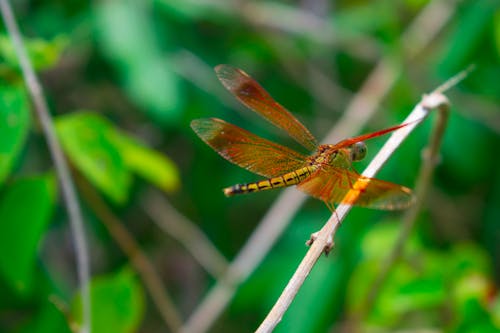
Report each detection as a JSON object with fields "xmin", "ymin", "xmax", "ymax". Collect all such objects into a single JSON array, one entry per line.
[
  {"xmin": 323, "ymin": 236, "xmax": 334, "ymax": 255},
  {"xmin": 305, "ymin": 232, "xmax": 319, "ymax": 247},
  {"xmin": 306, "ymin": 232, "xmax": 334, "ymax": 255}
]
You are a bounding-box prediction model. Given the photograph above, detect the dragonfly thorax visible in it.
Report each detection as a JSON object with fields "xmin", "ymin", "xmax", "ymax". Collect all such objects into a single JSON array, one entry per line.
[
  {"xmin": 309, "ymin": 142, "xmax": 367, "ymax": 169},
  {"xmin": 309, "ymin": 145, "xmax": 347, "ymax": 168}
]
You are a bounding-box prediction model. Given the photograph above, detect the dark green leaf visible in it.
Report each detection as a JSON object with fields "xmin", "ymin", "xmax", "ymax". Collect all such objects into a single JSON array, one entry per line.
[
  {"xmin": 0, "ymin": 83, "xmax": 30, "ymax": 185},
  {"xmin": 0, "ymin": 174, "xmax": 56, "ymax": 294},
  {"xmin": 94, "ymin": 1, "xmax": 182, "ymax": 123}
]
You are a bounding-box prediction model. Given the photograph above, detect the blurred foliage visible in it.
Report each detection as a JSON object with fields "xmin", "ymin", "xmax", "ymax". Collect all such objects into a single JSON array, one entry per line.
[
  {"xmin": 0, "ymin": 0, "xmax": 499, "ymax": 332},
  {"xmin": 72, "ymin": 267, "xmax": 145, "ymax": 333}
]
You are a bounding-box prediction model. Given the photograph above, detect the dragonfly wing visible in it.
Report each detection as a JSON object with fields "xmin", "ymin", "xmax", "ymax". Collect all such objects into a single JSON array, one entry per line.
[
  {"xmin": 215, "ymin": 64, "xmax": 318, "ymax": 151},
  {"xmin": 297, "ymin": 166, "xmax": 415, "ymax": 210},
  {"xmin": 191, "ymin": 118, "xmax": 308, "ymax": 178}
]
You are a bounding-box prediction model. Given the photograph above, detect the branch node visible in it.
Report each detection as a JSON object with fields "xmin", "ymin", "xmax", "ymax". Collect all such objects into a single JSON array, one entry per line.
[{"xmin": 306, "ymin": 231, "xmax": 334, "ymax": 255}]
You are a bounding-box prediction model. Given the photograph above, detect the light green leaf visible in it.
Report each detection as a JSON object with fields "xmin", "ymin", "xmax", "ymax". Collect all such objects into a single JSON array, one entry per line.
[
  {"xmin": 56, "ymin": 111, "xmax": 179, "ymax": 202},
  {"xmin": 0, "ymin": 34, "xmax": 68, "ymax": 71},
  {"xmin": 0, "ymin": 83, "xmax": 30, "ymax": 185},
  {"xmin": 112, "ymin": 132, "xmax": 180, "ymax": 192},
  {"xmin": 72, "ymin": 268, "xmax": 145, "ymax": 333},
  {"xmin": 0, "ymin": 174, "xmax": 56, "ymax": 294},
  {"xmin": 436, "ymin": 1, "xmax": 496, "ymax": 75},
  {"xmin": 55, "ymin": 112, "xmax": 132, "ymax": 204},
  {"xmin": 94, "ymin": 1, "xmax": 182, "ymax": 124}
]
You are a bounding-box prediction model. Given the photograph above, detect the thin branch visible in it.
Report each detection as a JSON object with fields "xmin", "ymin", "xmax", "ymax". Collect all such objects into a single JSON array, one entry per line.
[
  {"xmin": 357, "ymin": 95, "xmax": 451, "ymax": 320},
  {"xmin": 141, "ymin": 189, "xmax": 229, "ymax": 278},
  {"xmin": 180, "ymin": 1, "xmax": 456, "ymax": 332},
  {"xmin": 259, "ymin": 64, "xmax": 473, "ymax": 330},
  {"xmin": 0, "ymin": 2, "xmax": 91, "ymax": 332},
  {"xmin": 256, "ymin": 92, "xmax": 440, "ymax": 333},
  {"xmin": 75, "ymin": 175, "xmax": 183, "ymax": 332},
  {"xmin": 256, "ymin": 213, "xmax": 342, "ymax": 333}
]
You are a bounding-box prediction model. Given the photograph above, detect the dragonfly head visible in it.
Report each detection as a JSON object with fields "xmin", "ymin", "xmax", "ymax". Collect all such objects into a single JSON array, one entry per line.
[{"xmin": 350, "ymin": 141, "xmax": 367, "ymax": 162}]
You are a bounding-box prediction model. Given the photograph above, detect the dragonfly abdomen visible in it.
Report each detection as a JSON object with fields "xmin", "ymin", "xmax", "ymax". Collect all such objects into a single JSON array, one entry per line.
[{"xmin": 223, "ymin": 166, "xmax": 316, "ymax": 196}]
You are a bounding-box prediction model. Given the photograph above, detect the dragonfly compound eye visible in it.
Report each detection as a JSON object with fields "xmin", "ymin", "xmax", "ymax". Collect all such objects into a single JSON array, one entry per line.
[{"xmin": 351, "ymin": 142, "xmax": 367, "ymax": 161}]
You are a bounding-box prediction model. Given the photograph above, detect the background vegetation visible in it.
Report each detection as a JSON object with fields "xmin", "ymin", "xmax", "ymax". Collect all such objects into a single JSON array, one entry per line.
[{"xmin": 1, "ymin": 0, "xmax": 499, "ymax": 332}]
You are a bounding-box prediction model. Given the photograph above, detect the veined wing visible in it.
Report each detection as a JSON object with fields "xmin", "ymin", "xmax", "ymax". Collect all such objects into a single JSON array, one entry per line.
[
  {"xmin": 215, "ymin": 64, "xmax": 318, "ymax": 152},
  {"xmin": 191, "ymin": 118, "xmax": 308, "ymax": 178},
  {"xmin": 297, "ymin": 165, "xmax": 415, "ymax": 210}
]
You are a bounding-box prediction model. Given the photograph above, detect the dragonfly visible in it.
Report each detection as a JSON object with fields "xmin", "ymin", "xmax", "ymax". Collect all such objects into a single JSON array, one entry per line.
[{"xmin": 191, "ymin": 65, "xmax": 415, "ymax": 211}]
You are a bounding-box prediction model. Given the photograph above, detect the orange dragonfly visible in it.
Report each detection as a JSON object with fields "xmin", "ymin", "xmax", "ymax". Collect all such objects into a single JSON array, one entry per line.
[{"xmin": 191, "ymin": 65, "xmax": 415, "ymax": 211}]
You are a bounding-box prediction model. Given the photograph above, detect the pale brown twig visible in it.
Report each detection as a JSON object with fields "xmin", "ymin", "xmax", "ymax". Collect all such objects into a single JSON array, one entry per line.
[
  {"xmin": 256, "ymin": 92, "xmax": 438, "ymax": 332},
  {"xmin": 141, "ymin": 189, "xmax": 229, "ymax": 278},
  {"xmin": 0, "ymin": 1, "xmax": 91, "ymax": 332}
]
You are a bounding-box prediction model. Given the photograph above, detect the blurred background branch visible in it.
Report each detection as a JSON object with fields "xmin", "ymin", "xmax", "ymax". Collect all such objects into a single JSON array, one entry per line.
[{"xmin": 0, "ymin": 1, "xmax": 91, "ymax": 332}]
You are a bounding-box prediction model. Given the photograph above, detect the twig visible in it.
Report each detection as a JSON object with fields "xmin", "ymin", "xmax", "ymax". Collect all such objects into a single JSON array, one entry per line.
[
  {"xmin": 0, "ymin": 2, "xmax": 91, "ymax": 332},
  {"xmin": 141, "ymin": 189, "xmax": 229, "ymax": 278},
  {"xmin": 255, "ymin": 213, "xmax": 342, "ymax": 333},
  {"xmin": 356, "ymin": 90, "xmax": 454, "ymax": 320},
  {"xmin": 256, "ymin": 92, "xmax": 437, "ymax": 332},
  {"xmin": 259, "ymin": 64, "xmax": 473, "ymax": 330},
  {"xmin": 74, "ymin": 175, "xmax": 183, "ymax": 332},
  {"xmin": 180, "ymin": 1, "xmax": 456, "ymax": 332}
]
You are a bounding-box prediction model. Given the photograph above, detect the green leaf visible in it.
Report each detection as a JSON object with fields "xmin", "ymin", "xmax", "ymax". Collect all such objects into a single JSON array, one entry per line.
[
  {"xmin": 0, "ymin": 83, "xmax": 30, "ymax": 185},
  {"xmin": 94, "ymin": 1, "xmax": 182, "ymax": 124},
  {"xmin": 155, "ymin": 0, "xmax": 232, "ymax": 21},
  {"xmin": 112, "ymin": 132, "xmax": 180, "ymax": 192},
  {"xmin": 19, "ymin": 298, "xmax": 72, "ymax": 333},
  {"xmin": 72, "ymin": 268, "xmax": 145, "ymax": 333},
  {"xmin": 56, "ymin": 111, "xmax": 179, "ymax": 202},
  {"xmin": 56, "ymin": 112, "xmax": 132, "ymax": 204},
  {"xmin": 436, "ymin": 1, "xmax": 496, "ymax": 76},
  {"xmin": 0, "ymin": 174, "xmax": 56, "ymax": 294},
  {"xmin": 0, "ymin": 34, "xmax": 68, "ymax": 71}
]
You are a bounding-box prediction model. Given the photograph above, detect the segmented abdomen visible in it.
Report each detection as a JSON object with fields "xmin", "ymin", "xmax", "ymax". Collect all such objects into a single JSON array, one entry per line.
[{"xmin": 223, "ymin": 166, "xmax": 316, "ymax": 196}]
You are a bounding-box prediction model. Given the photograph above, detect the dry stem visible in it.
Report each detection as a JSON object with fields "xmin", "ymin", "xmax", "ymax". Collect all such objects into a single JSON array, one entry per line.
[{"xmin": 0, "ymin": 1, "xmax": 91, "ymax": 332}]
